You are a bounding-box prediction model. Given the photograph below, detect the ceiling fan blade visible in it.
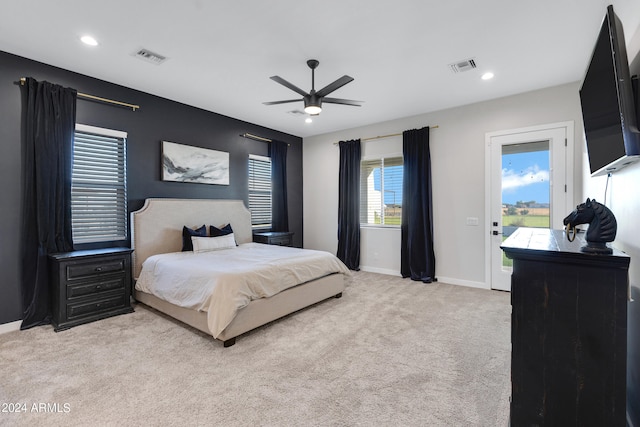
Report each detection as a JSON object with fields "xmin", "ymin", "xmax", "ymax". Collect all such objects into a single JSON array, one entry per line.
[
  {"xmin": 263, "ymin": 99, "xmax": 301, "ymax": 105},
  {"xmin": 315, "ymin": 75, "xmax": 354, "ymax": 98},
  {"xmin": 270, "ymin": 76, "xmax": 308, "ymax": 97},
  {"xmin": 322, "ymin": 97, "xmax": 363, "ymax": 106}
]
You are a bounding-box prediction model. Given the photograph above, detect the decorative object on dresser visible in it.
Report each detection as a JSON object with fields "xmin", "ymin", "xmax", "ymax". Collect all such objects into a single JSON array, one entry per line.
[
  {"xmin": 562, "ymin": 198, "xmax": 617, "ymax": 254},
  {"xmin": 252, "ymin": 231, "xmax": 294, "ymax": 247},
  {"xmin": 501, "ymin": 227, "xmax": 629, "ymax": 426},
  {"xmin": 49, "ymin": 248, "xmax": 134, "ymax": 332}
]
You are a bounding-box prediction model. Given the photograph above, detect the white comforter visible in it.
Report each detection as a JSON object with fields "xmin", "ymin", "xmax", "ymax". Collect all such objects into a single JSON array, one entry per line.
[{"xmin": 136, "ymin": 243, "xmax": 350, "ymax": 337}]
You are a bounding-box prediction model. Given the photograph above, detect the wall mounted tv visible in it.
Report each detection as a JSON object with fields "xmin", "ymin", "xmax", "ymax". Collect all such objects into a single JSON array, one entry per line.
[{"xmin": 580, "ymin": 4, "xmax": 640, "ymax": 176}]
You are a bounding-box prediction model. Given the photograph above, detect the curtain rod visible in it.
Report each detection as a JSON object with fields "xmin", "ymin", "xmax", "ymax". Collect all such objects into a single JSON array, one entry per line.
[
  {"xmin": 333, "ymin": 125, "xmax": 438, "ymax": 145},
  {"xmin": 240, "ymin": 133, "xmax": 290, "ymax": 146},
  {"xmin": 19, "ymin": 77, "xmax": 140, "ymax": 111},
  {"xmin": 240, "ymin": 133, "xmax": 272, "ymax": 142}
]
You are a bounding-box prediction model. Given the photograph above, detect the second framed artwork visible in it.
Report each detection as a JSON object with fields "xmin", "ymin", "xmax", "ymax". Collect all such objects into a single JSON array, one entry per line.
[{"xmin": 161, "ymin": 141, "xmax": 229, "ymax": 185}]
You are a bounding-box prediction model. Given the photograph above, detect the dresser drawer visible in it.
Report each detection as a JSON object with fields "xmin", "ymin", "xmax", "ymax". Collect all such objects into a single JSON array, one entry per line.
[
  {"xmin": 67, "ymin": 293, "xmax": 126, "ymax": 319},
  {"xmin": 253, "ymin": 232, "xmax": 294, "ymax": 246},
  {"xmin": 269, "ymin": 235, "xmax": 292, "ymax": 245},
  {"xmin": 66, "ymin": 259, "xmax": 126, "ymax": 280},
  {"xmin": 67, "ymin": 276, "xmax": 125, "ymax": 299}
]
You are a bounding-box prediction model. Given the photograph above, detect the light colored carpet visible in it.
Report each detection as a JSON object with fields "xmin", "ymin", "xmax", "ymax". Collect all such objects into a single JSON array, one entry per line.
[{"xmin": 0, "ymin": 271, "xmax": 511, "ymax": 427}]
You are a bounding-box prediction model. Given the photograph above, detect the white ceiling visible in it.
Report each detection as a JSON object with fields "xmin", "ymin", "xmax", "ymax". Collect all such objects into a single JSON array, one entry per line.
[{"xmin": 2, "ymin": 0, "xmax": 640, "ymax": 138}]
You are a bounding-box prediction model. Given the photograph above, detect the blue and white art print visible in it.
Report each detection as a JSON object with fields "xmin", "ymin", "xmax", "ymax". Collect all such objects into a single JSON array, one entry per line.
[{"xmin": 162, "ymin": 141, "xmax": 229, "ymax": 185}]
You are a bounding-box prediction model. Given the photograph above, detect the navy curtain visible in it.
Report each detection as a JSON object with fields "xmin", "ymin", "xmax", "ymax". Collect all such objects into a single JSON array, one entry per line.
[
  {"xmin": 337, "ymin": 139, "xmax": 361, "ymax": 270},
  {"xmin": 269, "ymin": 140, "xmax": 289, "ymax": 231},
  {"xmin": 401, "ymin": 127, "xmax": 436, "ymax": 282},
  {"xmin": 20, "ymin": 78, "xmax": 77, "ymax": 329}
]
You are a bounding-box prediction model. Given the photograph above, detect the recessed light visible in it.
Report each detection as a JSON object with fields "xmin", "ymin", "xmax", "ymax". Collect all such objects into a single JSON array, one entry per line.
[
  {"xmin": 481, "ymin": 72, "xmax": 494, "ymax": 80},
  {"xmin": 305, "ymin": 117, "xmax": 313, "ymax": 124},
  {"xmin": 80, "ymin": 35, "xmax": 98, "ymax": 46}
]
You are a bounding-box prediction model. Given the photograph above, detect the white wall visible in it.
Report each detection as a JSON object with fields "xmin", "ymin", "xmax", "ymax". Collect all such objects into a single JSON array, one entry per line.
[
  {"xmin": 304, "ymin": 82, "xmax": 583, "ymax": 288},
  {"xmin": 582, "ymin": 20, "xmax": 640, "ymax": 426}
]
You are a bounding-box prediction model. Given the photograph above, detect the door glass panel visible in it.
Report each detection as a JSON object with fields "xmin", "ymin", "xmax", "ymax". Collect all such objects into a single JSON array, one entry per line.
[{"xmin": 501, "ymin": 141, "xmax": 550, "ymax": 268}]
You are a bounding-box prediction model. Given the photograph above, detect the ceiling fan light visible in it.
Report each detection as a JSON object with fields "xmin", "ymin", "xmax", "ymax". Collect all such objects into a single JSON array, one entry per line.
[
  {"xmin": 80, "ymin": 35, "xmax": 98, "ymax": 46},
  {"xmin": 304, "ymin": 105, "xmax": 322, "ymax": 115}
]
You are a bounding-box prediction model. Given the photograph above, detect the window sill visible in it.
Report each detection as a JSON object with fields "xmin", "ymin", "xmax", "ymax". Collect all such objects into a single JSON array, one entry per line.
[{"xmin": 360, "ymin": 224, "xmax": 401, "ymax": 230}]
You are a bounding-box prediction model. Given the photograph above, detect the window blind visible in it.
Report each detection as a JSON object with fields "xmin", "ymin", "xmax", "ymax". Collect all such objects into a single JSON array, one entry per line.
[
  {"xmin": 248, "ymin": 154, "xmax": 272, "ymax": 229},
  {"xmin": 72, "ymin": 129, "xmax": 128, "ymax": 243},
  {"xmin": 360, "ymin": 156, "xmax": 403, "ymax": 226}
]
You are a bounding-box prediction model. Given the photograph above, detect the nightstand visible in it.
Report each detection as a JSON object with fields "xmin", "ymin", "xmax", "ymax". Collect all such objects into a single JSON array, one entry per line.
[
  {"xmin": 49, "ymin": 247, "xmax": 134, "ymax": 331},
  {"xmin": 253, "ymin": 231, "xmax": 294, "ymax": 246}
]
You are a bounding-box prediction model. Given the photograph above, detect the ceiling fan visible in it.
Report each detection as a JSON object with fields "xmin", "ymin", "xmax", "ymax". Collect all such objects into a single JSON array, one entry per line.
[{"xmin": 263, "ymin": 59, "xmax": 362, "ymax": 115}]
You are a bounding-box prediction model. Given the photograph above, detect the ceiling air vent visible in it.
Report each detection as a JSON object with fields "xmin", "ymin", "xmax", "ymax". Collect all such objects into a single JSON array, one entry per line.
[
  {"xmin": 449, "ymin": 58, "xmax": 477, "ymax": 73},
  {"xmin": 133, "ymin": 48, "xmax": 167, "ymax": 65}
]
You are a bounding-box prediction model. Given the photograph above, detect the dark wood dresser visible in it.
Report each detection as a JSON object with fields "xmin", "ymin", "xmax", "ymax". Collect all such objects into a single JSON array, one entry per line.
[
  {"xmin": 501, "ymin": 228, "xmax": 629, "ymax": 426},
  {"xmin": 253, "ymin": 231, "xmax": 294, "ymax": 246},
  {"xmin": 49, "ymin": 247, "xmax": 134, "ymax": 331}
]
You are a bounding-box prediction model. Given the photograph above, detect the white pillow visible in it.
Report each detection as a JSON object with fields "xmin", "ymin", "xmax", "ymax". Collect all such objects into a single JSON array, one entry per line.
[{"xmin": 191, "ymin": 234, "xmax": 236, "ymax": 253}]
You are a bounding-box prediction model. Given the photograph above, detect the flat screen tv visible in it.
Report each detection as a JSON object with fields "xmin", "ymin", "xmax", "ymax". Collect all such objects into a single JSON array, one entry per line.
[{"xmin": 580, "ymin": 5, "xmax": 640, "ymax": 176}]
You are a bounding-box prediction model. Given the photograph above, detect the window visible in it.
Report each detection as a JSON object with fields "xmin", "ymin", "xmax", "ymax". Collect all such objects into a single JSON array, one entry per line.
[
  {"xmin": 248, "ymin": 154, "xmax": 272, "ymax": 229},
  {"xmin": 360, "ymin": 157, "xmax": 403, "ymax": 226},
  {"xmin": 71, "ymin": 124, "xmax": 128, "ymax": 244}
]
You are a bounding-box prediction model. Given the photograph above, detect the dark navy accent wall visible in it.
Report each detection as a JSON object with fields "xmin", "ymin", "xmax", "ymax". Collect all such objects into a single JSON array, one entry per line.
[{"xmin": 0, "ymin": 50, "xmax": 303, "ymax": 325}]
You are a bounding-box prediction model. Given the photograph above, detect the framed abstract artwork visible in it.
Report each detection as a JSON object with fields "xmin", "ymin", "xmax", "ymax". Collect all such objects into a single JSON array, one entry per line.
[{"xmin": 161, "ymin": 141, "xmax": 229, "ymax": 185}]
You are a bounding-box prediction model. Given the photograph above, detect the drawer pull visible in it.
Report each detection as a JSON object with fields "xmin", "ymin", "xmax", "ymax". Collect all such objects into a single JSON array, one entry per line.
[
  {"xmin": 95, "ymin": 267, "xmax": 103, "ymax": 272},
  {"xmin": 95, "ymin": 285, "xmax": 102, "ymax": 290}
]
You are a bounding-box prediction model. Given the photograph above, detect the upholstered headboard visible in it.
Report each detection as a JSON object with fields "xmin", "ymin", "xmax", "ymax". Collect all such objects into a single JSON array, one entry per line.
[{"xmin": 130, "ymin": 198, "xmax": 252, "ymax": 279}]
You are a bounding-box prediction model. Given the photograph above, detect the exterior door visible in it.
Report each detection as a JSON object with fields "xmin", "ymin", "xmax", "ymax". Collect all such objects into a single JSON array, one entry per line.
[{"xmin": 486, "ymin": 123, "xmax": 572, "ymax": 291}]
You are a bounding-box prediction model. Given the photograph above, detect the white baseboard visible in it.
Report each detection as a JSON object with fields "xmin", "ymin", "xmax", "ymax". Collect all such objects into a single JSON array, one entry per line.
[
  {"xmin": 358, "ymin": 268, "xmax": 490, "ymax": 290},
  {"xmin": 436, "ymin": 276, "xmax": 490, "ymax": 290},
  {"xmin": 0, "ymin": 320, "xmax": 21, "ymax": 335}
]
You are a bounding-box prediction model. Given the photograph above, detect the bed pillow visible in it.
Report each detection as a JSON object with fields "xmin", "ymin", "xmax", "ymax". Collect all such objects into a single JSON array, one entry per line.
[
  {"xmin": 182, "ymin": 225, "xmax": 207, "ymax": 251},
  {"xmin": 192, "ymin": 234, "xmax": 236, "ymax": 253},
  {"xmin": 210, "ymin": 223, "xmax": 233, "ymax": 237}
]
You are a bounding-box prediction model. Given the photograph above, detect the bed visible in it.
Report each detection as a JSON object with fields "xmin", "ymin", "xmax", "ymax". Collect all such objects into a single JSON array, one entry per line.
[{"xmin": 131, "ymin": 198, "xmax": 349, "ymax": 347}]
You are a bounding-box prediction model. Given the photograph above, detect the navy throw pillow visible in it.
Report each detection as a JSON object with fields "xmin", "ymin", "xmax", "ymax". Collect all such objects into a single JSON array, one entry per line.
[
  {"xmin": 210, "ymin": 223, "xmax": 233, "ymax": 237},
  {"xmin": 182, "ymin": 225, "xmax": 207, "ymax": 251}
]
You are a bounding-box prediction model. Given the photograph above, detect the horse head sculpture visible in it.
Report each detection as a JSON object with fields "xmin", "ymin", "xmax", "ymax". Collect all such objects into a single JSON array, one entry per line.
[{"xmin": 563, "ymin": 198, "xmax": 617, "ymax": 254}]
